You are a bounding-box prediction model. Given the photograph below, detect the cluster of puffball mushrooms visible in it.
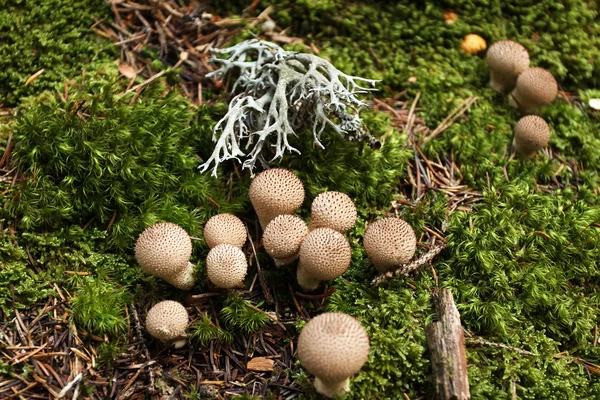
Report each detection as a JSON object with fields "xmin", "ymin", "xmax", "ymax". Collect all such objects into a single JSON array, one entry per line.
[
  {"xmin": 486, "ymin": 40, "xmax": 558, "ymax": 158},
  {"xmin": 133, "ymin": 167, "xmax": 419, "ymax": 398}
]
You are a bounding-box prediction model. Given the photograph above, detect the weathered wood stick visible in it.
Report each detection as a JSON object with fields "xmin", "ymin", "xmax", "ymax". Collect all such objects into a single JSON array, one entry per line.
[{"xmin": 426, "ymin": 289, "xmax": 470, "ymax": 400}]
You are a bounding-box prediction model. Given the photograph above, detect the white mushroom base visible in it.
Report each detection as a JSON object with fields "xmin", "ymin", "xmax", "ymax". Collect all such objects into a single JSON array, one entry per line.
[
  {"xmin": 296, "ymin": 265, "xmax": 321, "ymax": 291},
  {"xmin": 165, "ymin": 261, "xmax": 196, "ymax": 290},
  {"xmin": 314, "ymin": 377, "xmax": 350, "ymax": 399},
  {"xmin": 273, "ymin": 254, "xmax": 298, "ymax": 267}
]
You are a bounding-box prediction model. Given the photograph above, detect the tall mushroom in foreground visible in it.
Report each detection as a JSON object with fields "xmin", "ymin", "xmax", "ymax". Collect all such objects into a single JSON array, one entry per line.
[
  {"xmin": 146, "ymin": 300, "xmax": 189, "ymax": 348},
  {"xmin": 135, "ymin": 222, "xmax": 196, "ymax": 289},
  {"xmin": 363, "ymin": 217, "xmax": 417, "ymax": 273},
  {"xmin": 204, "ymin": 213, "xmax": 247, "ymax": 249},
  {"xmin": 297, "ymin": 228, "xmax": 352, "ymax": 291},
  {"xmin": 486, "ymin": 40, "xmax": 530, "ymax": 93},
  {"xmin": 206, "ymin": 244, "xmax": 248, "ymax": 289},
  {"xmin": 513, "ymin": 115, "xmax": 551, "ymax": 158},
  {"xmin": 249, "ymin": 168, "xmax": 305, "ymax": 229},
  {"xmin": 263, "ymin": 214, "xmax": 309, "ymax": 266},
  {"xmin": 308, "ymin": 191, "xmax": 357, "ymax": 233},
  {"xmin": 509, "ymin": 67, "xmax": 558, "ymax": 113},
  {"xmin": 298, "ymin": 313, "xmax": 370, "ymax": 398}
]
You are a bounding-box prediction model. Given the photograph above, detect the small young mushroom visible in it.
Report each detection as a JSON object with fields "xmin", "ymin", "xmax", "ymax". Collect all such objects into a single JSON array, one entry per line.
[
  {"xmin": 486, "ymin": 40, "xmax": 530, "ymax": 93},
  {"xmin": 510, "ymin": 67, "xmax": 558, "ymax": 113},
  {"xmin": 204, "ymin": 213, "xmax": 247, "ymax": 249},
  {"xmin": 363, "ymin": 217, "xmax": 416, "ymax": 273},
  {"xmin": 206, "ymin": 244, "xmax": 248, "ymax": 289},
  {"xmin": 135, "ymin": 222, "xmax": 196, "ymax": 288},
  {"xmin": 309, "ymin": 191, "xmax": 357, "ymax": 234},
  {"xmin": 297, "ymin": 228, "xmax": 352, "ymax": 291},
  {"xmin": 263, "ymin": 214, "xmax": 309, "ymax": 266},
  {"xmin": 513, "ymin": 115, "xmax": 551, "ymax": 158},
  {"xmin": 249, "ymin": 168, "xmax": 305, "ymax": 229},
  {"xmin": 297, "ymin": 313, "xmax": 370, "ymax": 398},
  {"xmin": 146, "ymin": 300, "xmax": 189, "ymax": 347}
]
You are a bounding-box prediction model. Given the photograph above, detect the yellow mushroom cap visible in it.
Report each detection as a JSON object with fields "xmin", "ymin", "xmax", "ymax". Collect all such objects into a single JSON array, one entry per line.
[
  {"xmin": 206, "ymin": 244, "xmax": 248, "ymax": 289},
  {"xmin": 511, "ymin": 67, "xmax": 558, "ymax": 113},
  {"xmin": 298, "ymin": 228, "xmax": 352, "ymax": 281},
  {"xmin": 514, "ymin": 115, "xmax": 551, "ymax": 157},
  {"xmin": 145, "ymin": 300, "xmax": 189, "ymax": 342},
  {"xmin": 298, "ymin": 313, "xmax": 370, "ymax": 385},
  {"xmin": 263, "ymin": 214, "xmax": 309, "ymax": 261},
  {"xmin": 249, "ymin": 168, "xmax": 305, "ymax": 229},
  {"xmin": 204, "ymin": 213, "xmax": 247, "ymax": 249},
  {"xmin": 309, "ymin": 191, "xmax": 357, "ymax": 234},
  {"xmin": 486, "ymin": 40, "xmax": 530, "ymax": 93},
  {"xmin": 135, "ymin": 222, "xmax": 192, "ymax": 279},
  {"xmin": 363, "ymin": 217, "xmax": 417, "ymax": 273},
  {"xmin": 459, "ymin": 34, "xmax": 487, "ymax": 54}
]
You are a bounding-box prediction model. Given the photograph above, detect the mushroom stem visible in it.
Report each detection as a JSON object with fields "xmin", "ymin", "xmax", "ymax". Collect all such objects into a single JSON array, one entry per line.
[
  {"xmin": 512, "ymin": 138, "xmax": 536, "ymax": 159},
  {"xmin": 314, "ymin": 377, "xmax": 351, "ymax": 399},
  {"xmin": 274, "ymin": 254, "xmax": 298, "ymax": 267},
  {"xmin": 490, "ymin": 71, "xmax": 515, "ymax": 93},
  {"xmin": 297, "ymin": 263, "xmax": 321, "ymax": 291},
  {"xmin": 165, "ymin": 261, "xmax": 196, "ymax": 290}
]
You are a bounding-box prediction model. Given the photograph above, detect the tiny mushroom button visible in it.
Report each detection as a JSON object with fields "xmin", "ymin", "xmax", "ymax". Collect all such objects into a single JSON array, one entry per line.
[
  {"xmin": 263, "ymin": 214, "xmax": 309, "ymax": 266},
  {"xmin": 145, "ymin": 300, "xmax": 189, "ymax": 345},
  {"xmin": 309, "ymin": 191, "xmax": 357, "ymax": 234},
  {"xmin": 206, "ymin": 244, "xmax": 248, "ymax": 289},
  {"xmin": 363, "ymin": 217, "xmax": 417, "ymax": 273},
  {"xmin": 204, "ymin": 213, "xmax": 247, "ymax": 249},
  {"xmin": 513, "ymin": 115, "xmax": 551, "ymax": 158},
  {"xmin": 486, "ymin": 40, "xmax": 530, "ymax": 93},
  {"xmin": 510, "ymin": 67, "xmax": 558, "ymax": 114}
]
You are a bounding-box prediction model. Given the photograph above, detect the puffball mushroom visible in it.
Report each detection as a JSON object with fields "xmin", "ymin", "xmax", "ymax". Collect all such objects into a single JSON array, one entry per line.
[
  {"xmin": 249, "ymin": 168, "xmax": 305, "ymax": 229},
  {"xmin": 298, "ymin": 313, "xmax": 370, "ymax": 398},
  {"xmin": 135, "ymin": 222, "xmax": 196, "ymax": 289},
  {"xmin": 204, "ymin": 213, "xmax": 247, "ymax": 249},
  {"xmin": 363, "ymin": 217, "xmax": 417, "ymax": 273},
  {"xmin": 206, "ymin": 244, "xmax": 248, "ymax": 289},
  {"xmin": 263, "ymin": 214, "xmax": 309, "ymax": 266},
  {"xmin": 486, "ymin": 40, "xmax": 530, "ymax": 93},
  {"xmin": 309, "ymin": 191, "xmax": 357, "ymax": 234},
  {"xmin": 513, "ymin": 115, "xmax": 551, "ymax": 158},
  {"xmin": 297, "ymin": 228, "xmax": 352, "ymax": 291},
  {"xmin": 510, "ymin": 67, "xmax": 558, "ymax": 113},
  {"xmin": 146, "ymin": 300, "xmax": 189, "ymax": 345}
]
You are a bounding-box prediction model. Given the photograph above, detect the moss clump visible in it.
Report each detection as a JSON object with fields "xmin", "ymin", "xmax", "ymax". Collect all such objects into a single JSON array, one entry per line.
[{"xmin": 0, "ymin": 0, "xmax": 116, "ymax": 106}]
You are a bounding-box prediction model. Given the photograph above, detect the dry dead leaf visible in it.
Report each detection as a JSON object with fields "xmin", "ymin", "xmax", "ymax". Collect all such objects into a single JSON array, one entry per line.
[
  {"xmin": 247, "ymin": 357, "xmax": 274, "ymax": 372},
  {"xmin": 118, "ymin": 64, "xmax": 137, "ymax": 79},
  {"xmin": 25, "ymin": 69, "xmax": 45, "ymax": 86}
]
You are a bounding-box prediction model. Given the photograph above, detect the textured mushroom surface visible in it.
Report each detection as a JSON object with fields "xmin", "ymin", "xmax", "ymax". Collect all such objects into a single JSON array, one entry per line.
[
  {"xmin": 298, "ymin": 228, "xmax": 352, "ymax": 281},
  {"xmin": 510, "ymin": 67, "xmax": 558, "ymax": 113},
  {"xmin": 363, "ymin": 217, "xmax": 417, "ymax": 273},
  {"xmin": 309, "ymin": 191, "xmax": 357, "ymax": 233},
  {"xmin": 145, "ymin": 300, "xmax": 189, "ymax": 342},
  {"xmin": 263, "ymin": 214, "xmax": 309, "ymax": 264},
  {"xmin": 135, "ymin": 222, "xmax": 192, "ymax": 279},
  {"xmin": 206, "ymin": 244, "xmax": 248, "ymax": 289},
  {"xmin": 249, "ymin": 168, "xmax": 305, "ymax": 229},
  {"xmin": 204, "ymin": 213, "xmax": 247, "ymax": 249},
  {"xmin": 298, "ymin": 313, "xmax": 370, "ymax": 397},
  {"xmin": 486, "ymin": 40, "xmax": 530, "ymax": 93},
  {"xmin": 514, "ymin": 115, "xmax": 551, "ymax": 157}
]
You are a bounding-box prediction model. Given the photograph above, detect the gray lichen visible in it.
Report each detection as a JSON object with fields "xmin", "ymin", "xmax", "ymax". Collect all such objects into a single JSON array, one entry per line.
[{"xmin": 199, "ymin": 39, "xmax": 379, "ymax": 176}]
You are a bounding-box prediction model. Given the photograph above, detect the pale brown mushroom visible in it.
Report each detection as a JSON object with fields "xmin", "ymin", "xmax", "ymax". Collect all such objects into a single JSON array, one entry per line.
[
  {"xmin": 297, "ymin": 313, "xmax": 370, "ymax": 398},
  {"xmin": 249, "ymin": 168, "xmax": 305, "ymax": 229},
  {"xmin": 486, "ymin": 40, "xmax": 530, "ymax": 93},
  {"xmin": 297, "ymin": 228, "xmax": 352, "ymax": 291},
  {"xmin": 513, "ymin": 115, "xmax": 551, "ymax": 158},
  {"xmin": 363, "ymin": 217, "xmax": 416, "ymax": 273},
  {"xmin": 164, "ymin": 262, "xmax": 196, "ymax": 290},
  {"xmin": 263, "ymin": 214, "xmax": 309, "ymax": 266},
  {"xmin": 204, "ymin": 213, "xmax": 247, "ymax": 249},
  {"xmin": 146, "ymin": 300, "xmax": 189, "ymax": 345},
  {"xmin": 206, "ymin": 244, "xmax": 248, "ymax": 289},
  {"xmin": 309, "ymin": 191, "xmax": 357, "ymax": 234},
  {"xmin": 510, "ymin": 67, "xmax": 558, "ymax": 113}
]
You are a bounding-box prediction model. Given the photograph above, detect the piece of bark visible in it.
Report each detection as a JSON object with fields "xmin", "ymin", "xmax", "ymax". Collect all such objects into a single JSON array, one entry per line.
[
  {"xmin": 426, "ymin": 289, "xmax": 470, "ymax": 400},
  {"xmin": 247, "ymin": 357, "xmax": 274, "ymax": 372}
]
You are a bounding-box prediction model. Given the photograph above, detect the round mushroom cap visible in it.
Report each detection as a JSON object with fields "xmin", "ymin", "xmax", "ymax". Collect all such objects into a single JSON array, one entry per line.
[
  {"xmin": 486, "ymin": 40, "xmax": 530, "ymax": 92},
  {"xmin": 263, "ymin": 214, "xmax": 309, "ymax": 260},
  {"xmin": 204, "ymin": 213, "xmax": 247, "ymax": 249},
  {"xmin": 135, "ymin": 222, "xmax": 192, "ymax": 279},
  {"xmin": 298, "ymin": 313, "xmax": 370, "ymax": 383},
  {"xmin": 298, "ymin": 228, "xmax": 352, "ymax": 281},
  {"xmin": 514, "ymin": 115, "xmax": 551, "ymax": 156},
  {"xmin": 249, "ymin": 168, "xmax": 305, "ymax": 228},
  {"xmin": 146, "ymin": 300, "xmax": 188, "ymax": 342},
  {"xmin": 309, "ymin": 191, "xmax": 357, "ymax": 234},
  {"xmin": 206, "ymin": 244, "xmax": 248, "ymax": 289},
  {"xmin": 363, "ymin": 217, "xmax": 417, "ymax": 273},
  {"xmin": 512, "ymin": 67, "xmax": 558, "ymax": 112}
]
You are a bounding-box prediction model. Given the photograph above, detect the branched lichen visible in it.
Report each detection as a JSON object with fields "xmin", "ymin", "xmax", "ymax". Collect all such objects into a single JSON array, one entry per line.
[{"xmin": 199, "ymin": 39, "xmax": 378, "ymax": 175}]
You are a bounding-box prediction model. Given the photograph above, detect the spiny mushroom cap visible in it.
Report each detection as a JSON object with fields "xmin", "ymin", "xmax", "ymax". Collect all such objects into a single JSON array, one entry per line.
[
  {"xmin": 249, "ymin": 168, "xmax": 305, "ymax": 228},
  {"xmin": 135, "ymin": 222, "xmax": 192, "ymax": 279},
  {"xmin": 145, "ymin": 300, "xmax": 189, "ymax": 342},
  {"xmin": 298, "ymin": 313, "xmax": 370, "ymax": 383},
  {"xmin": 206, "ymin": 244, "xmax": 248, "ymax": 289},
  {"xmin": 486, "ymin": 40, "xmax": 530, "ymax": 92},
  {"xmin": 204, "ymin": 213, "xmax": 247, "ymax": 249},
  {"xmin": 263, "ymin": 214, "xmax": 309, "ymax": 260},
  {"xmin": 363, "ymin": 217, "xmax": 416, "ymax": 272},
  {"xmin": 514, "ymin": 115, "xmax": 551, "ymax": 154},
  {"xmin": 298, "ymin": 228, "xmax": 352, "ymax": 281},
  {"xmin": 513, "ymin": 67, "xmax": 558, "ymax": 109},
  {"xmin": 309, "ymin": 191, "xmax": 357, "ymax": 234}
]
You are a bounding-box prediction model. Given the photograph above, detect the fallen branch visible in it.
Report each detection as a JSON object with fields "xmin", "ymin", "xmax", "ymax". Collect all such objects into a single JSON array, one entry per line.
[{"xmin": 371, "ymin": 243, "xmax": 446, "ymax": 286}]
